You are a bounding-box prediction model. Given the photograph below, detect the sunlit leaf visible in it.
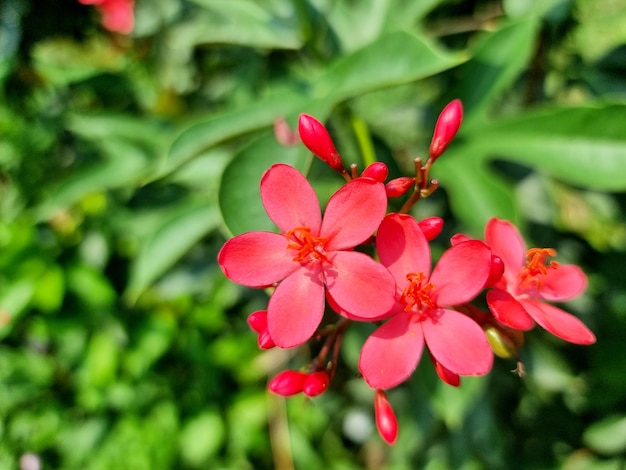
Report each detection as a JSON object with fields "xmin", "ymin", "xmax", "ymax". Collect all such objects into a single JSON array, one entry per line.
[
  {"xmin": 468, "ymin": 103, "xmax": 626, "ymax": 190},
  {"xmin": 314, "ymin": 30, "xmax": 465, "ymax": 102}
]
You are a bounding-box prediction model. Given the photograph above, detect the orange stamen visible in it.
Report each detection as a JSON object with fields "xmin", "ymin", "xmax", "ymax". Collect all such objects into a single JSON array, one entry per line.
[
  {"xmin": 518, "ymin": 248, "xmax": 559, "ymax": 291},
  {"xmin": 401, "ymin": 272, "xmax": 436, "ymax": 312},
  {"xmin": 285, "ymin": 227, "xmax": 329, "ymax": 264}
]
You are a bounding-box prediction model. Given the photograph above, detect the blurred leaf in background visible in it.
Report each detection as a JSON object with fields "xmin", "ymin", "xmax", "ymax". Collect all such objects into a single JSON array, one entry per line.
[{"xmin": 0, "ymin": 0, "xmax": 625, "ymax": 468}]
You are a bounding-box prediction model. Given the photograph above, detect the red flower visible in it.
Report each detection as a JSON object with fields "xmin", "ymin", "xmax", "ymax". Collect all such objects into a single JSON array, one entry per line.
[
  {"xmin": 359, "ymin": 213, "xmax": 493, "ymax": 390},
  {"xmin": 218, "ymin": 164, "xmax": 396, "ymax": 348},
  {"xmin": 484, "ymin": 218, "xmax": 595, "ymax": 345}
]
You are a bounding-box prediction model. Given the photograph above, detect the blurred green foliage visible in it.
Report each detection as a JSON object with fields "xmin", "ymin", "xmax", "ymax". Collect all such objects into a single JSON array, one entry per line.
[{"xmin": 1, "ymin": 0, "xmax": 626, "ymax": 468}]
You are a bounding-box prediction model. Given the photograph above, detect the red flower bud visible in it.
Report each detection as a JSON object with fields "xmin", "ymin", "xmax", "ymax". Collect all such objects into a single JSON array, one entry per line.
[
  {"xmin": 432, "ymin": 358, "xmax": 461, "ymax": 387},
  {"xmin": 361, "ymin": 162, "xmax": 389, "ymax": 182},
  {"xmin": 385, "ymin": 177, "xmax": 415, "ymax": 198},
  {"xmin": 485, "ymin": 255, "xmax": 505, "ymax": 287},
  {"xmin": 374, "ymin": 389, "xmax": 398, "ymax": 445},
  {"xmin": 298, "ymin": 114, "xmax": 344, "ymax": 172},
  {"xmin": 273, "ymin": 117, "xmax": 300, "ymax": 147},
  {"xmin": 450, "ymin": 233, "xmax": 471, "ymax": 246},
  {"xmin": 247, "ymin": 310, "xmax": 268, "ymax": 333},
  {"xmin": 268, "ymin": 370, "xmax": 307, "ymax": 397},
  {"xmin": 418, "ymin": 216, "xmax": 444, "ymax": 241},
  {"xmin": 302, "ymin": 371, "xmax": 330, "ymax": 397},
  {"xmin": 257, "ymin": 330, "xmax": 276, "ymax": 350},
  {"xmin": 429, "ymin": 99, "xmax": 463, "ymax": 161}
]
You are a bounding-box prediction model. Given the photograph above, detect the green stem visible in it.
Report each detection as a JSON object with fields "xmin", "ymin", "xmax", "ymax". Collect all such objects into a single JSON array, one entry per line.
[{"xmin": 351, "ymin": 115, "xmax": 376, "ymax": 168}]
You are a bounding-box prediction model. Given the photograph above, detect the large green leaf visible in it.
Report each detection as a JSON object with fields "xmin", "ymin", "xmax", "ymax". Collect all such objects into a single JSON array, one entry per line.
[
  {"xmin": 453, "ymin": 18, "xmax": 540, "ymax": 127},
  {"xmin": 466, "ymin": 103, "xmax": 626, "ymax": 191},
  {"xmin": 125, "ymin": 200, "xmax": 219, "ymax": 302},
  {"xmin": 218, "ymin": 132, "xmax": 311, "ymax": 235},
  {"xmin": 314, "ymin": 30, "xmax": 464, "ymax": 102}
]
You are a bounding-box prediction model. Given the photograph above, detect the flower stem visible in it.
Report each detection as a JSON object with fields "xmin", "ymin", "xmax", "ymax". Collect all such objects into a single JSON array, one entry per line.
[{"xmin": 351, "ymin": 115, "xmax": 377, "ymax": 168}]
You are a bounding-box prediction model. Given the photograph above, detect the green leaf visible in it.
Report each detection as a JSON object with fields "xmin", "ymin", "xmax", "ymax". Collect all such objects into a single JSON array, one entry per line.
[
  {"xmin": 31, "ymin": 37, "xmax": 126, "ymax": 85},
  {"xmin": 314, "ymin": 31, "xmax": 465, "ymax": 102},
  {"xmin": 218, "ymin": 132, "xmax": 311, "ymax": 235},
  {"xmin": 454, "ymin": 18, "xmax": 540, "ymax": 126},
  {"xmin": 466, "ymin": 103, "xmax": 626, "ymax": 191},
  {"xmin": 432, "ymin": 149, "xmax": 519, "ymax": 235},
  {"xmin": 312, "ymin": 0, "xmax": 443, "ymax": 52},
  {"xmin": 171, "ymin": 0, "xmax": 303, "ymax": 50},
  {"xmin": 179, "ymin": 411, "xmax": 225, "ymax": 467},
  {"xmin": 125, "ymin": 200, "xmax": 219, "ymax": 302},
  {"xmin": 36, "ymin": 139, "xmax": 150, "ymax": 220},
  {"xmin": 584, "ymin": 415, "xmax": 626, "ymax": 455}
]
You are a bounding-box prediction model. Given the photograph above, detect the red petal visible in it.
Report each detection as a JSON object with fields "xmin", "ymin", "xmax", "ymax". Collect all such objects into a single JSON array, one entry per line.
[
  {"xmin": 218, "ymin": 232, "xmax": 298, "ymax": 287},
  {"xmin": 540, "ymin": 264, "xmax": 587, "ymax": 301},
  {"xmin": 321, "ymin": 178, "xmax": 387, "ymax": 250},
  {"xmin": 376, "ymin": 213, "xmax": 431, "ymax": 286},
  {"xmin": 267, "ymin": 265, "xmax": 325, "ymax": 348},
  {"xmin": 260, "ymin": 164, "xmax": 322, "ymax": 234},
  {"xmin": 485, "ymin": 218, "xmax": 526, "ymax": 288},
  {"xmin": 324, "ymin": 251, "xmax": 396, "ymax": 319},
  {"xmin": 422, "ymin": 308, "xmax": 493, "ymax": 376},
  {"xmin": 486, "ymin": 288, "xmax": 535, "ymax": 330},
  {"xmin": 520, "ymin": 299, "xmax": 596, "ymax": 345},
  {"xmin": 358, "ymin": 313, "xmax": 424, "ymax": 389},
  {"xmin": 430, "ymin": 240, "xmax": 491, "ymax": 307}
]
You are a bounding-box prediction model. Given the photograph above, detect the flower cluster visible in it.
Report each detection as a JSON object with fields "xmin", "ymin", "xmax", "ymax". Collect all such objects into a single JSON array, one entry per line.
[
  {"xmin": 218, "ymin": 100, "xmax": 596, "ymax": 445},
  {"xmin": 78, "ymin": 0, "xmax": 134, "ymax": 34}
]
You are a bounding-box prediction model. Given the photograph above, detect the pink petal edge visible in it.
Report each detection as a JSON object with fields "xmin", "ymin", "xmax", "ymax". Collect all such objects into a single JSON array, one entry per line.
[
  {"xmin": 260, "ymin": 164, "xmax": 322, "ymax": 234},
  {"xmin": 218, "ymin": 231, "xmax": 299, "ymax": 287},
  {"xmin": 422, "ymin": 308, "xmax": 493, "ymax": 376},
  {"xmin": 359, "ymin": 313, "xmax": 424, "ymax": 389},
  {"xmin": 321, "ymin": 178, "xmax": 388, "ymax": 250},
  {"xmin": 267, "ymin": 265, "xmax": 326, "ymax": 348}
]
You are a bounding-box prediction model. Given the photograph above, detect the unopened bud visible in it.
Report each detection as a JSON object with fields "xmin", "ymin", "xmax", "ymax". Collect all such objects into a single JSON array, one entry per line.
[
  {"xmin": 430, "ymin": 354, "xmax": 460, "ymax": 387},
  {"xmin": 273, "ymin": 117, "xmax": 300, "ymax": 147},
  {"xmin": 268, "ymin": 370, "xmax": 307, "ymax": 397},
  {"xmin": 361, "ymin": 162, "xmax": 389, "ymax": 182},
  {"xmin": 485, "ymin": 255, "xmax": 504, "ymax": 287},
  {"xmin": 257, "ymin": 330, "xmax": 276, "ymax": 350},
  {"xmin": 429, "ymin": 99, "xmax": 463, "ymax": 161},
  {"xmin": 450, "ymin": 233, "xmax": 471, "ymax": 246},
  {"xmin": 303, "ymin": 371, "xmax": 330, "ymax": 397},
  {"xmin": 374, "ymin": 389, "xmax": 398, "ymax": 445},
  {"xmin": 247, "ymin": 310, "xmax": 268, "ymax": 333},
  {"xmin": 298, "ymin": 114, "xmax": 344, "ymax": 172},
  {"xmin": 385, "ymin": 177, "xmax": 415, "ymax": 198},
  {"xmin": 483, "ymin": 324, "xmax": 524, "ymax": 358},
  {"xmin": 418, "ymin": 217, "xmax": 444, "ymax": 241}
]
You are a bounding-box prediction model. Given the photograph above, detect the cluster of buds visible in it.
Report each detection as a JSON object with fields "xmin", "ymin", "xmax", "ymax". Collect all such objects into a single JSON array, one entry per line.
[{"xmin": 218, "ymin": 100, "xmax": 595, "ymax": 445}]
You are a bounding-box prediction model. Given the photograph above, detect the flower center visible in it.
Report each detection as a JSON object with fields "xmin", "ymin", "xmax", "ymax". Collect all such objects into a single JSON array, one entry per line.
[
  {"xmin": 518, "ymin": 248, "xmax": 559, "ymax": 292},
  {"xmin": 400, "ymin": 272, "xmax": 436, "ymax": 313},
  {"xmin": 285, "ymin": 227, "xmax": 329, "ymax": 264}
]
